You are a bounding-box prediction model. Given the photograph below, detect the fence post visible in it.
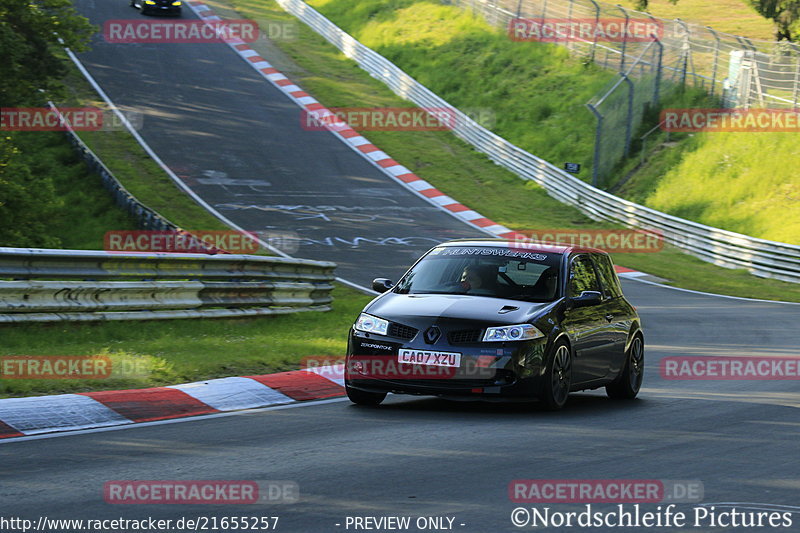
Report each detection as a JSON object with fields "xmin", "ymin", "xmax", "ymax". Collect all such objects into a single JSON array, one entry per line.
[
  {"xmin": 738, "ymin": 58, "xmax": 753, "ymax": 109},
  {"xmin": 675, "ymin": 18, "xmax": 690, "ymax": 87},
  {"xmin": 734, "ymin": 36, "xmax": 758, "ymax": 106},
  {"xmin": 793, "ymin": 54, "xmax": 799, "ymax": 108},
  {"xmin": 706, "ymin": 26, "xmax": 721, "ymax": 97},
  {"xmin": 566, "ymin": 0, "xmax": 574, "ymax": 52},
  {"xmin": 587, "ymin": 103, "xmax": 603, "ymax": 188},
  {"xmin": 588, "ymin": 0, "xmax": 600, "ymax": 63},
  {"xmin": 541, "ymin": 0, "xmax": 548, "ymax": 21},
  {"xmin": 616, "ymin": 4, "xmax": 629, "ymax": 72},
  {"xmin": 622, "ymin": 73, "xmax": 634, "ymax": 158},
  {"xmin": 515, "ymin": 0, "xmax": 523, "ymax": 18},
  {"xmin": 652, "ymin": 37, "xmax": 663, "ymax": 106}
]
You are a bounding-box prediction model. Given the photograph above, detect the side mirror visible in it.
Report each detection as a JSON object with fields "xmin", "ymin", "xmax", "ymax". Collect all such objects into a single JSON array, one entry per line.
[
  {"xmin": 570, "ymin": 290, "xmax": 602, "ymax": 308},
  {"xmin": 372, "ymin": 278, "xmax": 394, "ymax": 293}
]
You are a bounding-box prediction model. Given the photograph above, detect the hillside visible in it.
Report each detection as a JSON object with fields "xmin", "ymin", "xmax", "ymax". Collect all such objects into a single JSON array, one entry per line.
[{"xmin": 307, "ymin": 0, "xmax": 800, "ymax": 244}]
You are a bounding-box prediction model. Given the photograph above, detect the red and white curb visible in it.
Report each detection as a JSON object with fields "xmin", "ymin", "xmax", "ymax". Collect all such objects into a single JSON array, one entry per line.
[
  {"xmin": 0, "ymin": 366, "xmax": 345, "ymax": 439},
  {"xmin": 614, "ymin": 265, "xmax": 648, "ymax": 278},
  {"xmin": 184, "ymin": 1, "xmax": 516, "ymax": 240}
]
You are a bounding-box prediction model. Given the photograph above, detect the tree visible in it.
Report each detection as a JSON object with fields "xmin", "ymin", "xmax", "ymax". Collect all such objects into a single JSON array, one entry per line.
[
  {"xmin": 633, "ymin": 0, "xmax": 799, "ymax": 41},
  {"xmin": 748, "ymin": 0, "xmax": 800, "ymax": 40},
  {"xmin": 0, "ymin": 134, "xmax": 62, "ymax": 248},
  {"xmin": 634, "ymin": 0, "xmax": 679, "ymax": 12},
  {"xmin": 0, "ymin": 0, "xmax": 95, "ymax": 107}
]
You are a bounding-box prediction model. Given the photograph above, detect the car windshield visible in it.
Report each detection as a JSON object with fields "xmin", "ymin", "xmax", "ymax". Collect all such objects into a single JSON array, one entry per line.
[{"xmin": 393, "ymin": 246, "xmax": 563, "ymax": 302}]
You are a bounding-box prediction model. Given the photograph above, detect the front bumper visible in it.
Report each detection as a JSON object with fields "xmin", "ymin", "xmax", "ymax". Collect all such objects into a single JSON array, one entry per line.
[
  {"xmin": 142, "ymin": 2, "xmax": 181, "ymax": 14},
  {"xmin": 346, "ymin": 329, "xmax": 549, "ymax": 400}
]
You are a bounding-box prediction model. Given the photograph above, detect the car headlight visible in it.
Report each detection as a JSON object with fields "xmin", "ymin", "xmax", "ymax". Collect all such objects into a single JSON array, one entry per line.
[
  {"xmin": 171, "ymin": 1, "xmax": 181, "ymax": 4},
  {"xmin": 144, "ymin": 0, "xmax": 156, "ymax": 4},
  {"xmin": 482, "ymin": 324, "xmax": 543, "ymax": 342},
  {"xmin": 354, "ymin": 313, "xmax": 389, "ymax": 335}
]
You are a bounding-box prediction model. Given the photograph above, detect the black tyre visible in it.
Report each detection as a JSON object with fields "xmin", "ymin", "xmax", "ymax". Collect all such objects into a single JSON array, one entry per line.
[
  {"xmin": 346, "ymin": 385, "xmax": 386, "ymax": 406},
  {"xmin": 606, "ymin": 334, "xmax": 644, "ymax": 400},
  {"xmin": 539, "ymin": 341, "xmax": 572, "ymax": 410}
]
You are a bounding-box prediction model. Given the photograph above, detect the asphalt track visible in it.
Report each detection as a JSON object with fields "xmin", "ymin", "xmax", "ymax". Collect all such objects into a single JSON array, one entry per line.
[
  {"xmin": 71, "ymin": 0, "xmax": 488, "ymax": 286},
  {"xmin": 2, "ymin": 2, "xmax": 798, "ymax": 532}
]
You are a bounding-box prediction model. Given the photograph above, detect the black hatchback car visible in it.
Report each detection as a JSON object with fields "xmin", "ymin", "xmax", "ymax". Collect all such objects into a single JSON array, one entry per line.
[
  {"xmin": 130, "ymin": 0, "xmax": 182, "ymax": 16},
  {"xmin": 346, "ymin": 239, "xmax": 644, "ymax": 409}
]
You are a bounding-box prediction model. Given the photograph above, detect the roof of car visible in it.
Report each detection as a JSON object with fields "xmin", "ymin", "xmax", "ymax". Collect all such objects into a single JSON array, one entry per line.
[{"xmin": 437, "ymin": 238, "xmax": 608, "ymax": 255}]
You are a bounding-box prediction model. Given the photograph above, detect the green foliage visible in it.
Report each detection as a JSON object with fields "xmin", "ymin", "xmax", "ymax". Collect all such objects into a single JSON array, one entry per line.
[
  {"xmin": 644, "ymin": 131, "xmax": 800, "ymax": 243},
  {"xmin": 0, "ymin": 0, "xmax": 95, "ymax": 106},
  {"xmin": 0, "ymin": 134, "xmax": 61, "ymax": 247},
  {"xmin": 748, "ymin": 0, "xmax": 800, "ymax": 39},
  {"xmin": 0, "ymin": 131, "xmax": 137, "ymax": 248}
]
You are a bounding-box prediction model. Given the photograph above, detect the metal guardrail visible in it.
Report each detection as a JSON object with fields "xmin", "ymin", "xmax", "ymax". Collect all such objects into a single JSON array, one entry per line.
[
  {"xmin": 0, "ymin": 248, "xmax": 336, "ymax": 322},
  {"xmin": 276, "ymin": 0, "xmax": 800, "ymax": 284}
]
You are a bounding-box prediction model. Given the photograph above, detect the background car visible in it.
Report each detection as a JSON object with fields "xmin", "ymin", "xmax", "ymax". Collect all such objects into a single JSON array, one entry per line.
[
  {"xmin": 130, "ymin": 0, "xmax": 182, "ymax": 16},
  {"xmin": 346, "ymin": 239, "xmax": 644, "ymax": 409}
]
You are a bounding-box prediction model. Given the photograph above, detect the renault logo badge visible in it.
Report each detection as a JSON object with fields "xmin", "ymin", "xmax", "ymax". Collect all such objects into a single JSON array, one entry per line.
[{"xmin": 423, "ymin": 325, "xmax": 441, "ymax": 344}]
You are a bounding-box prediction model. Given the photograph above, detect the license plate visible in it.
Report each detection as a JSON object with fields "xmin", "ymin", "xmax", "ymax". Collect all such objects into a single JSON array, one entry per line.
[{"xmin": 398, "ymin": 349, "xmax": 461, "ymax": 368}]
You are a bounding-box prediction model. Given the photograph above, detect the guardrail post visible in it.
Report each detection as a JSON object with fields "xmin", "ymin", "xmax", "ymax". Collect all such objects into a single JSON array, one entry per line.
[
  {"xmin": 616, "ymin": 4, "xmax": 629, "ymax": 72},
  {"xmin": 586, "ymin": 103, "xmax": 603, "ymax": 187}
]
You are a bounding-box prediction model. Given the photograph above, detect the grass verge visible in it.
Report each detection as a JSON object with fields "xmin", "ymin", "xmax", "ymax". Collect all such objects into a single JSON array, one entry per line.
[{"xmin": 616, "ymin": 0, "xmax": 776, "ymax": 40}]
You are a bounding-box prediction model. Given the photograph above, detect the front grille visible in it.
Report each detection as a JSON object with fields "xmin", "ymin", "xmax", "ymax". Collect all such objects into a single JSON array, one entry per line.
[
  {"xmin": 448, "ymin": 329, "xmax": 483, "ymax": 344},
  {"xmin": 387, "ymin": 322, "xmax": 418, "ymax": 340}
]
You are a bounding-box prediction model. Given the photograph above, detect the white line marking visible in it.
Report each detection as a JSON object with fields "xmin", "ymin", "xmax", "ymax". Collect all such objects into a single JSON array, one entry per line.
[{"xmin": 623, "ymin": 275, "xmax": 800, "ymax": 305}]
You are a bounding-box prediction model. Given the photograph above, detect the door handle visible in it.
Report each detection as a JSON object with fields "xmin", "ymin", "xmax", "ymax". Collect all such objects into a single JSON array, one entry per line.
[{"xmin": 605, "ymin": 314, "xmax": 614, "ymax": 322}]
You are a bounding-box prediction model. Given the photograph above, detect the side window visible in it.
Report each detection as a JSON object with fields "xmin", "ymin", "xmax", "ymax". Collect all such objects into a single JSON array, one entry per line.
[
  {"xmin": 569, "ymin": 255, "xmax": 600, "ymax": 297},
  {"xmin": 593, "ymin": 253, "xmax": 623, "ymax": 299}
]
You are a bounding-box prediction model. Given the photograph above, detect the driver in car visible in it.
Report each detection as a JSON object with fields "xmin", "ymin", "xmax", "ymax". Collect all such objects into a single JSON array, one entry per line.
[{"xmin": 459, "ymin": 265, "xmax": 498, "ymax": 294}]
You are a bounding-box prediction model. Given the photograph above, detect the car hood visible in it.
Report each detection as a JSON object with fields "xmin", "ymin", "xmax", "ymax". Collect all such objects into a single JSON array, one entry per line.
[{"xmin": 365, "ymin": 292, "xmax": 555, "ymax": 325}]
